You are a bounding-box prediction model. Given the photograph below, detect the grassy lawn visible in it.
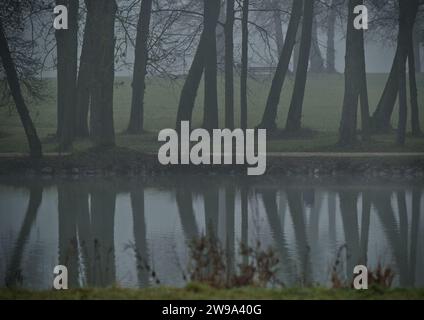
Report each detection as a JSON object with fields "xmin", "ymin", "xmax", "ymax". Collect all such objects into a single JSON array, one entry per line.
[
  {"xmin": 1, "ymin": 283, "xmax": 424, "ymax": 300},
  {"xmin": 0, "ymin": 74, "xmax": 423, "ymax": 154}
]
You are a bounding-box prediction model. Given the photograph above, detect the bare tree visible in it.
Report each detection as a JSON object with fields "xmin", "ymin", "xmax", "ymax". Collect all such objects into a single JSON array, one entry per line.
[{"xmin": 241, "ymin": 0, "xmax": 249, "ymax": 130}]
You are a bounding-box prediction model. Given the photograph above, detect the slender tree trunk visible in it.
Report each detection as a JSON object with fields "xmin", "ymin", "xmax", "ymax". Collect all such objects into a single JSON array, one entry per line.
[
  {"xmin": 75, "ymin": 0, "xmax": 94, "ymax": 138},
  {"xmin": 127, "ymin": 0, "xmax": 153, "ymax": 134},
  {"xmin": 310, "ymin": 15, "xmax": 325, "ymax": 73},
  {"xmin": 175, "ymin": 34, "xmax": 205, "ymax": 131},
  {"xmin": 359, "ymin": 27, "xmax": 370, "ymax": 139},
  {"xmin": 258, "ymin": 0, "xmax": 303, "ymax": 130},
  {"xmin": 272, "ymin": 0, "xmax": 284, "ymax": 55},
  {"xmin": 89, "ymin": 0, "xmax": 117, "ymax": 147},
  {"xmin": 326, "ymin": 0, "xmax": 337, "ymax": 73},
  {"xmin": 338, "ymin": 0, "xmax": 363, "ymax": 146},
  {"xmin": 225, "ymin": 0, "xmax": 235, "ymax": 129},
  {"xmin": 55, "ymin": 0, "xmax": 78, "ymax": 150},
  {"xmin": 0, "ymin": 19, "xmax": 42, "ymax": 158},
  {"xmin": 409, "ymin": 33, "xmax": 422, "ymax": 136},
  {"xmin": 202, "ymin": 0, "xmax": 221, "ymax": 131},
  {"xmin": 285, "ymin": 0, "xmax": 314, "ymax": 132},
  {"xmin": 240, "ymin": 0, "xmax": 249, "ymax": 130},
  {"xmin": 397, "ymin": 0, "xmax": 418, "ymax": 145},
  {"xmin": 413, "ymin": 24, "xmax": 421, "ymax": 73}
]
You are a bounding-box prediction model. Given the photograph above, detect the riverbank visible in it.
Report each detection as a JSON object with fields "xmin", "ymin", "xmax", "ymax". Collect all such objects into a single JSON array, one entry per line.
[
  {"xmin": 1, "ymin": 284, "xmax": 424, "ymax": 300},
  {"xmin": 0, "ymin": 147, "xmax": 423, "ymax": 180}
]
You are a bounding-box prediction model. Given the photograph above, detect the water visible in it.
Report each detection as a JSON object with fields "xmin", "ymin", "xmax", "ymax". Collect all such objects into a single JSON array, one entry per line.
[{"xmin": 0, "ymin": 176, "xmax": 423, "ymax": 290}]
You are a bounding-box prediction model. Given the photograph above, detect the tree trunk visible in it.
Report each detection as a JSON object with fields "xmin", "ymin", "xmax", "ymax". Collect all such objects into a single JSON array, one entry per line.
[
  {"xmin": 409, "ymin": 32, "xmax": 422, "ymax": 136},
  {"xmin": 258, "ymin": 0, "xmax": 303, "ymax": 130},
  {"xmin": 285, "ymin": 0, "xmax": 314, "ymax": 132},
  {"xmin": 413, "ymin": 24, "xmax": 421, "ymax": 73},
  {"xmin": 127, "ymin": 0, "xmax": 153, "ymax": 134},
  {"xmin": 272, "ymin": 0, "xmax": 284, "ymax": 55},
  {"xmin": 0, "ymin": 19, "xmax": 42, "ymax": 158},
  {"xmin": 225, "ymin": 0, "xmax": 235, "ymax": 129},
  {"xmin": 75, "ymin": 0, "xmax": 94, "ymax": 138},
  {"xmin": 371, "ymin": 0, "xmax": 419, "ymax": 133},
  {"xmin": 359, "ymin": 26, "xmax": 370, "ymax": 139},
  {"xmin": 175, "ymin": 34, "xmax": 206, "ymax": 131},
  {"xmin": 89, "ymin": 0, "xmax": 117, "ymax": 147},
  {"xmin": 326, "ymin": 0, "xmax": 337, "ymax": 73},
  {"xmin": 397, "ymin": 1, "xmax": 416, "ymax": 146},
  {"xmin": 202, "ymin": 0, "xmax": 221, "ymax": 130},
  {"xmin": 240, "ymin": 0, "xmax": 249, "ymax": 130},
  {"xmin": 56, "ymin": 0, "xmax": 78, "ymax": 150},
  {"xmin": 338, "ymin": 0, "xmax": 364, "ymax": 146},
  {"xmin": 310, "ymin": 15, "xmax": 325, "ymax": 73}
]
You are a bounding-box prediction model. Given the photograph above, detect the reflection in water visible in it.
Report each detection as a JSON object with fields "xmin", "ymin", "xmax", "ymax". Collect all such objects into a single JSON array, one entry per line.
[{"xmin": 0, "ymin": 178, "xmax": 423, "ymax": 289}]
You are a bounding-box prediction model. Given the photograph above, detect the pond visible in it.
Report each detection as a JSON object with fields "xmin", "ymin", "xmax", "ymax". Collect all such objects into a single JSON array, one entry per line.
[{"xmin": 0, "ymin": 175, "xmax": 423, "ymax": 290}]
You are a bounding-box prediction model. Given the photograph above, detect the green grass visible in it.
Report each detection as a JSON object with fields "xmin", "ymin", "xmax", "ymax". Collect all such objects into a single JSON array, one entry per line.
[
  {"xmin": 1, "ymin": 74, "xmax": 423, "ymax": 154},
  {"xmin": 1, "ymin": 283, "xmax": 424, "ymax": 300}
]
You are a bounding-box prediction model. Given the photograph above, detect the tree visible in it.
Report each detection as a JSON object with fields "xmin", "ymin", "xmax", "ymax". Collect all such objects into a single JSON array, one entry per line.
[
  {"xmin": 326, "ymin": 0, "xmax": 338, "ymax": 73},
  {"xmin": 202, "ymin": 0, "xmax": 221, "ymax": 131},
  {"xmin": 309, "ymin": 15, "xmax": 325, "ymax": 73},
  {"xmin": 240, "ymin": 0, "xmax": 249, "ymax": 130},
  {"xmin": 409, "ymin": 30, "xmax": 422, "ymax": 136},
  {"xmin": 258, "ymin": 0, "xmax": 304, "ymax": 130},
  {"xmin": 338, "ymin": 0, "xmax": 370, "ymax": 146},
  {"xmin": 225, "ymin": 0, "xmax": 235, "ymax": 129},
  {"xmin": 285, "ymin": 0, "xmax": 314, "ymax": 132},
  {"xmin": 397, "ymin": 0, "xmax": 419, "ymax": 145},
  {"xmin": 75, "ymin": 0, "xmax": 94, "ymax": 138},
  {"xmin": 371, "ymin": 0, "xmax": 420, "ymax": 133},
  {"xmin": 89, "ymin": 0, "xmax": 117, "ymax": 147},
  {"xmin": 0, "ymin": 17, "xmax": 42, "ymax": 158},
  {"xmin": 127, "ymin": 0, "xmax": 153, "ymax": 134},
  {"xmin": 55, "ymin": 0, "xmax": 78, "ymax": 150}
]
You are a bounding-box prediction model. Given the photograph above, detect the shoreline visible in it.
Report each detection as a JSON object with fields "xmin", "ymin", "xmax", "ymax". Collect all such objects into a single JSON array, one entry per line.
[{"xmin": 0, "ymin": 149, "xmax": 424, "ymax": 180}]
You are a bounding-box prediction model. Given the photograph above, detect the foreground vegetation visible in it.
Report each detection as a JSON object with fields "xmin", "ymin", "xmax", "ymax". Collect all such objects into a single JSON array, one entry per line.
[
  {"xmin": 1, "ymin": 74, "xmax": 423, "ymax": 154},
  {"xmin": 1, "ymin": 283, "xmax": 424, "ymax": 300}
]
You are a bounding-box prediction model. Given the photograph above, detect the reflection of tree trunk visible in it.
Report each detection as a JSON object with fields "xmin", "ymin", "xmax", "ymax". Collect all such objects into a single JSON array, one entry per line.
[
  {"xmin": 204, "ymin": 187, "xmax": 219, "ymax": 239},
  {"xmin": 225, "ymin": 186, "xmax": 235, "ymax": 279},
  {"xmin": 409, "ymin": 188, "xmax": 421, "ymax": 286},
  {"xmin": 360, "ymin": 192, "xmax": 371, "ymax": 265},
  {"xmin": 75, "ymin": 184, "xmax": 93, "ymax": 286},
  {"xmin": 0, "ymin": 19, "xmax": 42, "ymax": 158},
  {"xmin": 258, "ymin": 0, "xmax": 303, "ymax": 130},
  {"xmin": 127, "ymin": 0, "xmax": 153, "ymax": 134},
  {"xmin": 338, "ymin": 191, "xmax": 360, "ymax": 280},
  {"xmin": 5, "ymin": 186, "xmax": 42, "ymax": 287},
  {"xmin": 371, "ymin": 190, "xmax": 408, "ymax": 287},
  {"xmin": 262, "ymin": 189, "xmax": 292, "ymax": 284},
  {"xmin": 327, "ymin": 191, "xmax": 337, "ymax": 253},
  {"xmin": 224, "ymin": 0, "xmax": 235, "ymax": 129},
  {"xmin": 90, "ymin": 183, "xmax": 117, "ymax": 287},
  {"xmin": 131, "ymin": 190, "xmax": 149, "ymax": 288},
  {"xmin": 287, "ymin": 189, "xmax": 311, "ymax": 286},
  {"xmin": 58, "ymin": 183, "xmax": 79, "ymax": 288},
  {"xmin": 240, "ymin": 0, "xmax": 249, "ymax": 130},
  {"xmin": 241, "ymin": 186, "xmax": 248, "ymax": 265},
  {"xmin": 176, "ymin": 189, "xmax": 199, "ymax": 241},
  {"xmin": 286, "ymin": 0, "xmax": 314, "ymax": 132}
]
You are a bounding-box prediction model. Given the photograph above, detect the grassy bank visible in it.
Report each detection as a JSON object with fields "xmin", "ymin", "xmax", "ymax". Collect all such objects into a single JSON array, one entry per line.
[
  {"xmin": 1, "ymin": 284, "xmax": 424, "ymax": 300},
  {"xmin": 0, "ymin": 74, "xmax": 423, "ymax": 154}
]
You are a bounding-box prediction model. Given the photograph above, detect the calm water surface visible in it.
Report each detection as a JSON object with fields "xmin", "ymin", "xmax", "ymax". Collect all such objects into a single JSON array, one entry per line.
[{"xmin": 0, "ymin": 176, "xmax": 423, "ymax": 289}]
